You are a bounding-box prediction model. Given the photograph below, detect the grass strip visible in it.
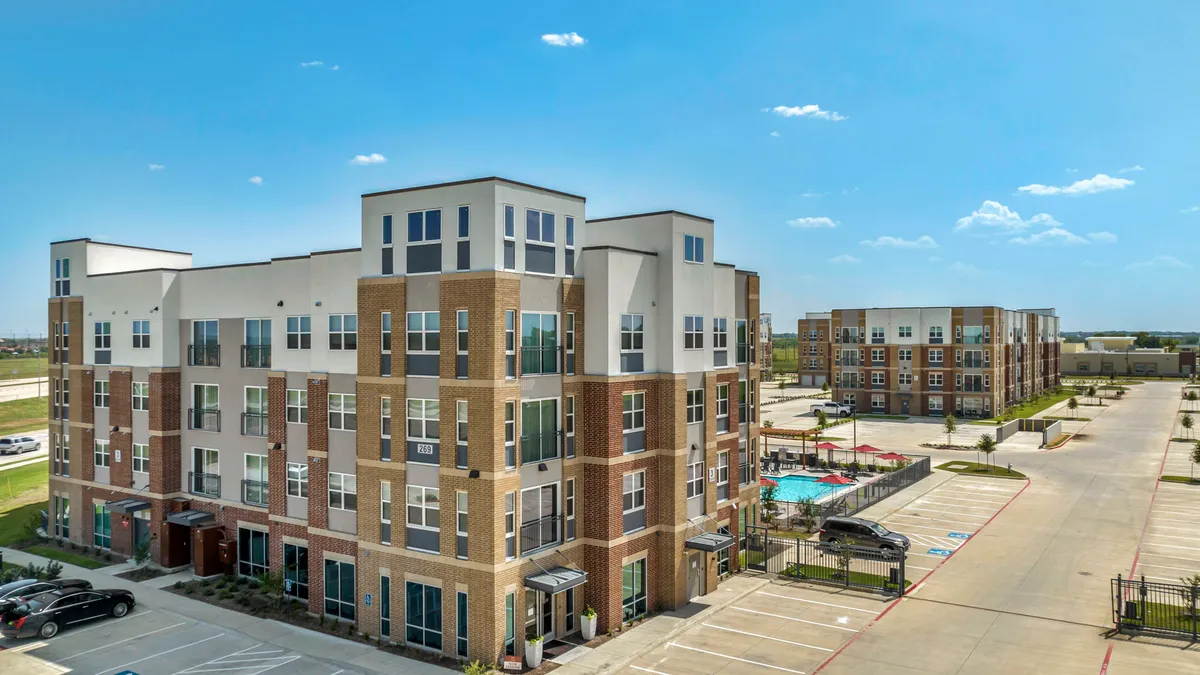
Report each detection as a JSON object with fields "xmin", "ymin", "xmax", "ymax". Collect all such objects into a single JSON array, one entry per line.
[{"xmin": 936, "ymin": 461, "xmax": 1027, "ymax": 479}]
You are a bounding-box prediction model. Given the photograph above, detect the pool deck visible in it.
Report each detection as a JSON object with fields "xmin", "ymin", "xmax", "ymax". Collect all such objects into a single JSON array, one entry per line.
[{"xmin": 761, "ymin": 467, "xmax": 889, "ymax": 505}]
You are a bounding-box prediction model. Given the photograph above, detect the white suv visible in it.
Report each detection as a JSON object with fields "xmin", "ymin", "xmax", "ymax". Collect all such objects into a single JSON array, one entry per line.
[{"xmin": 810, "ymin": 401, "xmax": 854, "ymax": 418}]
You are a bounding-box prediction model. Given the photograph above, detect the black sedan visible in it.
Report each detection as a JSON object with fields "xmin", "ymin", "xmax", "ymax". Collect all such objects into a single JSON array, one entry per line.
[
  {"xmin": 0, "ymin": 578, "xmax": 92, "ymax": 603},
  {"xmin": 1, "ymin": 588, "xmax": 136, "ymax": 639}
]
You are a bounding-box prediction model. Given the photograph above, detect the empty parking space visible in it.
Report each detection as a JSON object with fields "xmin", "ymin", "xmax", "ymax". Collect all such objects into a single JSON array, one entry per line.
[
  {"xmin": 621, "ymin": 583, "xmax": 887, "ymax": 675},
  {"xmin": 0, "ymin": 606, "xmax": 358, "ymax": 675},
  {"xmin": 1135, "ymin": 472, "xmax": 1200, "ymax": 584}
]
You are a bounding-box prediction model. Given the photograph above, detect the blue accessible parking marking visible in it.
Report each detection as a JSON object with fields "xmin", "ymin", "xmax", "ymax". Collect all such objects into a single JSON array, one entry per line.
[
  {"xmin": 928, "ymin": 548, "xmax": 953, "ymax": 556},
  {"xmin": 948, "ymin": 532, "xmax": 971, "ymax": 539}
]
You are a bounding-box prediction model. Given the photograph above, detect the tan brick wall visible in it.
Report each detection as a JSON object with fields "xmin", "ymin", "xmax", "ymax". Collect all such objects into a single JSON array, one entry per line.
[
  {"xmin": 307, "ymin": 377, "xmax": 330, "ymax": 529},
  {"xmin": 357, "ymin": 277, "xmax": 406, "ymax": 378}
]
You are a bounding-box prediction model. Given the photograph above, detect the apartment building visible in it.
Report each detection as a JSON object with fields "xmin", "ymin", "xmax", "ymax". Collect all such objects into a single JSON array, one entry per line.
[
  {"xmin": 45, "ymin": 177, "xmax": 762, "ymax": 663},
  {"xmin": 758, "ymin": 312, "xmax": 773, "ymax": 373},
  {"xmin": 798, "ymin": 306, "xmax": 1060, "ymax": 417},
  {"xmin": 797, "ymin": 312, "xmax": 832, "ymax": 387}
]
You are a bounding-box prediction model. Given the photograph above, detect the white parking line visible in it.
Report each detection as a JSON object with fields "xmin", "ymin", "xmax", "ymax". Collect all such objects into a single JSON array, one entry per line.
[
  {"xmin": 888, "ymin": 513, "xmax": 986, "ymax": 527},
  {"xmin": 905, "ymin": 563, "xmax": 936, "ymax": 571},
  {"xmin": 883, "ymin": 521, "xmax": 971, "ymax": 536},
  {"xmin": 731, "ymin": 606, "xmax": 859, "ymax": 632},
  {"xmin": 1144, "ymin": 542, "xmax": 1200, "ymax": 553},
  {"xmin": 933, "ymin": 490, "xmax": 1011, "ymax": 502},
  {"xmin": 754, "ymin": 591, "xmax": 878, "ymax": 614},
  {"xmin": 1139, "ymin": 562, "xmax": 1200, "ymax": 573},
  {"xmin": 61, "ymin": 609, "xmax": 156, "ymax": 636},
  {"xmin": 170, "ymin": 643, "xmax": 264, "ymax": 675},
  {"xmin": 911, "ymin": 500, "xmax": 998, "ymax": 512},
  {"xmin": 1146, "ymin": 533, "xmax": 1200, "ymax": 542},
  {"xmin": 916, "ymin": 494, "xmax": 1008, "ymax": 506},
  {"xmin": 92, "ymin": 632, "xmax": 226, "ymax": 675},
  {"xmin": 1148, "ymin": 524, "xmax": 1200, "ymax": 534},
  {"xmin": 907, "ymin": 533, "xmax": 959, "ymax": 548},
  {"xmin": 1139, "ymin": 552, "xmax": 1200, "ymax": 564},
  {"xmin": 631, "ymin": 666, "xmax": 673, "ymax": 675},
  {"xmin": 668, "ymin": 642, "xmax": 807, "ymax": 674},
  {"xmin": 701, "ymin": 622, "xmax": 834, "ymax": 652},
  {"xmin": 950, "ymin": 480, "xmax": 1022, "ymax": 491},
  {"xmin": 907, "ymin": 552, "xmax": 952, "ymax": 559},
  {"xmin": 61, "ymin": 621, "xmax": 187, "ymax": 660}
]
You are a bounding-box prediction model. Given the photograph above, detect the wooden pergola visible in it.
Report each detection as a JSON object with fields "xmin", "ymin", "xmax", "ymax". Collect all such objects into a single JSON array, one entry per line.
[{"xmin": 759, "ymin": 428, "xmax": 826, "ymax": 459}]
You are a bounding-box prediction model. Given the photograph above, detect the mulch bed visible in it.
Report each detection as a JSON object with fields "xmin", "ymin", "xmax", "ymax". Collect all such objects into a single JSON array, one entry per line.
[{"xmin": 115, "ymin": 566, "xmax": 168, "ymax": 582}]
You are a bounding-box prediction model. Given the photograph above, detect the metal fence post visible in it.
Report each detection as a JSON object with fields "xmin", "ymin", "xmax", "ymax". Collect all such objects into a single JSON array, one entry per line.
[
  {"xmin": 1193, "ymin": 586, "xmax": 1198, "ymax": 641},
  {"xmin": 899, "ymin": 552, "xmax": 906, "ymax": 596}
]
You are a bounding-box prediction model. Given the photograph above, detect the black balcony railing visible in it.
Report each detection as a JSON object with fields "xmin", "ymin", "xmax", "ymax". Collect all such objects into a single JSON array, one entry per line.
[
  {"xmin": 242, "ymin": 412, "xmax": 268, "ymax": 437},
  {"xmin": 188, "ymin": 344, "xmax": 220, "ymax": 367},
  {"xmin": 242, "ymin": 479, "xmax": 269, "ymax": 506},
  {"xmin": 189, "ymin": 471, "xmax": 220, "ymax": 498},
  {"xmin": 963, "ymin": 359, "xmax": 984, "ymax": 368},
  {"xmin": 519, "ymin": 345, "xmax": 562, "ymax": 376},
  {"xmin": 189, "ymin": 408, "xmax": 221, "ymax": 432},
  {"xmin": 242, "ymin": 345, "xmax": 271, "ymax": 368},
  {"xmin": 520, "ymin": 430, "xmax": 562, "ymax": 464},
  {"xmin": 520, "ymin": 514, "xmax": 562, "ymax": 555}
]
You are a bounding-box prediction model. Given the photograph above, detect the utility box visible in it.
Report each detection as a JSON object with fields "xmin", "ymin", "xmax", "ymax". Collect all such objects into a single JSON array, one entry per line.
[
  {"xmin": 218, "ymin": 538, "xmax": 237, "ymax": 567},
  {"xmin": 193, "ymin": 526, "xmax": 226, "ymax": 577}
]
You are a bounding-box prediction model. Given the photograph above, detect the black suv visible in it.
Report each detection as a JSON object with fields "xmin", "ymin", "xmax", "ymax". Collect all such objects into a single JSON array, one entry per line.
[{"xmin": 819, "ymin": 516, "xmax": 910, "ymax": 554}]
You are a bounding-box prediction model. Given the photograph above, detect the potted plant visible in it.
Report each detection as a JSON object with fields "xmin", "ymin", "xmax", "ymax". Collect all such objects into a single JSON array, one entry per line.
[
  {"xmin": 525, "ymin": 634, "xmax": 544, "ymax": 668},
  {"xmin": 581, "ymin": 606, "xmax": 598, "ymax": 640}
]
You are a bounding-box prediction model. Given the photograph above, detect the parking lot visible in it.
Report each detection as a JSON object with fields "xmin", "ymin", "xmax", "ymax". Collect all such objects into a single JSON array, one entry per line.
[
  {"xmin": 1132, "ymin": 439, "xmax": 1200, "ymax": 585},
  {"xmin": 0, "ymin": 605, "xmax": 366, "ymax": 675}
]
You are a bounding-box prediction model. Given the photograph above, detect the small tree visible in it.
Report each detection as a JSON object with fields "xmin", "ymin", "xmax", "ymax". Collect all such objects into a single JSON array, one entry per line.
[
  {"xmin": 133, "ymin": 540, "xmax": 151, "ymax": 568},
  {"xmin": 795, "ymin": 496, "xmax": 817, "ymax": 533},
  {"xmin": 815, "ymin": 409, "xmax": 828, "ymax": 429},
  {"xmin": 1183, "ymin": 413, "xmax": 1195, "ymax": 440},
  {"xmin": 976, "ymin": 433, "xmax": 997, "ymax": 470},
  {"xmin": 256, "ymin": 569, "xmax": 287, "ymax": 611},
  {"xmin": 1067, "ymin": 397, "xmax": 1079, "ymax": 419},
  {"xmin": 761, "ymin": 484, "xmax": 779, "ymax": 530},
  {"xmin": 1087, "ymin": 385, "xmax": 1098, "ymax": 405},
  {"xmin": 763, "ymin": 419, "xmax": 775, "ymax": 429},
  {"xmin": 821, "ymin": 381, "xmax": 830, "ymax": 393},
  {"xmin": 943, "ymin": 413, "xmax": 958, "ymax": 447},
  {"xmin": 1190, "ymin": 441, "xmax": 1200, "ymax": 481},
  {"xmin": 1189, "ymin": 390, "xmax": 1198, "ymax": 411},
  {"xmin": 1178, "ymin": 574, "xmax": 1200, "ymax": 619}
]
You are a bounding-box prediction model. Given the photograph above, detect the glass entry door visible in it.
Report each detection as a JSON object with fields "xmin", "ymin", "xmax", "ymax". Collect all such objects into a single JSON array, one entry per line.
[{"xmin": 525, "ymin": 590, "xmax": 556, "ymax": 641}]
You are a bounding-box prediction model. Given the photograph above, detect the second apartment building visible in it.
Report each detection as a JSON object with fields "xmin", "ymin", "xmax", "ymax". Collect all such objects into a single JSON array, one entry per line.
[{"xmin": 799, "ymin": 306, "xmax": 1060, "ymax": 417}]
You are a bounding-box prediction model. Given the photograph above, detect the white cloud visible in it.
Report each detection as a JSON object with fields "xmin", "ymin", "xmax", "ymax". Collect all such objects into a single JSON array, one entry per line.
[
  {"xmin": 841, "ymin": 187, "xmax": 859, "ymax": 195},
  {"xmin": 349, "ymin": 153, "xmax": 388, "ymax": 166},
  {"xmin": 1008, "ymin": 227, "xmax": 1089, "ymax": 246},
  {"xmin": 860, "ymin": 235, "xmax": 938, "ymax": 249},
  {"xmin": 148, "ymin": 163, "xmax": 164, "ymax": 171},
  {"xmin": 1017, "ymin": 173, "xmax": 1134, "ymax": 196},
  {"xmin": 1125, "ymin": 255, "xmax": 1190, "ymax": 272},
  {"xmin": 331, "ymin": 65, "xmax": 340, "ymax": 71},
  {"xmin": 928, "ymin": 256, "xmax": 942, "ymax": 263},
  {"xmin": 1086, "ymin": 231, "xmax": 1118, "ymax": 243},
  {"xmin": 787, "ymin": 216, "xmax": 837, "ymax": 229},
  {"xmin": 1066, "ymin": 168, "xmax": 1078, "ymax": 173},
  {"xmin": 770, "ymin": 131, "xmax": 780, "ymax": 137},
  {"xmin": 248, "ymin": 176, "xmax": 263, "ymax": 185},
  {"xmin": 948, "ymin": 261, "xmax": 979, "ymax": 275},
  {"xmin": 764, "ymin": 105, "xmax": 847, "ymax": 122},
  {"xmin": 1118, "ymin": 164, "xmax": 1144, "ymax": 174},
  {"xmin": 828, "ymin": 254, "xmax": 861, "ymax": 264},
  {"xmin": 800, "ymin": 191, "xmax": 825, "ymax": 198},
  {"xmin": 954, "ymin": 200, "xmax": 1059, "ymax": 233},
  {"xmin": 542, "ymin": 32, "xmax": 586, "ymax": 47},
  {"xmin": 300, "ymin": 61, "xmax": 325, "ymax": 68},
  {"xmin": 1181, "ymin": 206, "xmax": 1200, "ymax": 214}
]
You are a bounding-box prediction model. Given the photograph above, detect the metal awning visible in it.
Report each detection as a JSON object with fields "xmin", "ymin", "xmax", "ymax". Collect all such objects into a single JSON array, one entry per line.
[
  {"xmin": 166, "ymin": 509, "xmax": 215, "ymax": 527},
  {"xmin": 105, "ymin": 498, "xmax": 152, "ymax": 514},
  {"xmin": 524, "ymin": 567, "xmax": 588, "ymax": 595},
  {"xmin": 685, "ymin": 531, "xmax": 735, "ymax": 553}
]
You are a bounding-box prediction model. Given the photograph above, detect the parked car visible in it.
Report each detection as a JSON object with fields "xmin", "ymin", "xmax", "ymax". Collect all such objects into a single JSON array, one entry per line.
[
  {"xmin": 0, "ymin": 588, "xmax": 135, "ymax": 639},
  {"xmin": 0, "ymin": 578, "xmax": 91, "ymax": 603},
  {"xmin": 810, "ymin": 401, "xmax": 854, "ymax": 418},
  {"xmin": 819, "ymin": 516, "xmax": 910, "ymax": 555},
  {"xmin": 0, "ymin": 436, "xmax": 40, "ymax": 455}
]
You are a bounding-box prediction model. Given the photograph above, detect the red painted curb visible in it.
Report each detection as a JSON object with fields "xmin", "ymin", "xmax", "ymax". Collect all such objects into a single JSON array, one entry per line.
[
  {"xmin": 811, "ymin": 476, "xmax": 1031, "ymax": 673},
  {"xmin": 1098, "ymin": 642, "xmax": 1114, "ymax": 674},
  {"xmin": 1128, "ymin": 429, "xmax": 1176, "ymax": 578}
]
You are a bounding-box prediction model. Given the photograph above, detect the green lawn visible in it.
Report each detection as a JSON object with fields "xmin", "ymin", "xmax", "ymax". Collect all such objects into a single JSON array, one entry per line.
[
  {"xmin": 0, "ymin": 460, "xmax": 49, "ymax": 546},
  {"xmin": 858, "ymin": 414, "xmax": 910, "ymax": 421},
  {"xmin": 22, "ymin": 545, "xmax": 108, "ymax": 570},
  {"xmin": 1044, "ymin": 415, "xmax": 1091, "ymax": 421},
  {"xmin": 0, "ymin": 355, "xmax": 49, "ymax": 382},
  {"xmin": 1172, "ymin": 437, "xmax": 1198, "ymax": 443},
  {"xmin": 783, "ymin": 563, "xmax": 911, "ymax": 591},
  {"xmin": 1161, "ymin": 476, "xmax": 1200, "ymax": 485},
  {"xmin": 1118, "ymin": 601, "xmax": 1200, "ymax": 633},
  {"xmin": 0, "ymin": 396, "xmax": 48, "ymax": 436},
  {"xmin": 969, "ymin": 389, "xmax": 1079, "ymax": 424},
  {"xmin": 936, "ymin": 461, "xmax": 1027, "ymax": 479},
  {"xmin": 764, "ymin": 529, "xmax": 813, "ymax": 540}
]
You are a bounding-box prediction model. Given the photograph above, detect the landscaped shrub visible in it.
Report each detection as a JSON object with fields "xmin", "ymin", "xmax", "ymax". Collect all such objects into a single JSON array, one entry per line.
[
  {"xmin": 184, "ymin": 586, "xmax": 194, "ymax": 595},
  {"xmin": 202, "ymin": 588, "xmax": 215, "ymax": 596},
  {"xmin": 174, "ymin": 581, "xmax": 184, "ymax": 589}
]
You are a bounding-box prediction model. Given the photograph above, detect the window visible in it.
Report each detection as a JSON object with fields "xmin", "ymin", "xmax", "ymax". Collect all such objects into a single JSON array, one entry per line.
[
  {"xmin": 94, "ymin": 380, "xmax": 109, "ymax": 408},
  {"xmin": 716, "ymin": 383, "xmax": 730, "ymax": 432},
  {"xmin": 407, "ymin": 311, "xmax": 440, "ymax": 353},
  {"xmin": 684, "ymin": 315, "xmax": 704, "ymax": 349},
  {"xmin": 565, "ymin": 217, "xmax": 576, "ymax": 275},
  {"xmin": 328, "ymin": 472, "xmax": 357, "ymax": 511},
  {"xmin": 383, "ymin": 214, "xmax": 395, "ymax": 275},
  {"xmin": 405, "ymin": 581, "xmax": 443, "ymax": 651},
  {"xmin": 381, "ymin": 312, "xmax": 392, "ymax": 374},
  {"xmin": 504, "ymin": 401, "xmax": 516, "ymax": 468},
  {"xmin": 192, "ymin": 447, "xmax": 219, "ymax": 496},
  {"xmin": 686, "ymin": 461, "xmax": 704, "ymax": 498},
  {"xmin": 520, "ymin": 312, "xmax": 558, "ymax": 375},
  {"xmin": 565, "ymin": 312, "xmax": 575, "ymax": 374},
  {"xmin": 565, "ymin": 216, "xmax": 575, "ymax": 247},
  {"xmin": 458, "ymin": 205, "xmax": 470, "ymax": 238},
  {"xmin": 456, "ymin": 400, "xmax": 468, "ymax": 468},
  {"xmin": 566, "ymin": 478, "xmax": 576, "ymax": 540},
  {"xmin": 94, "ymin": 440, "xmax": 111, "ymax": 468},
  {"xmin": 503, "ymin": 205, "xmax": 516, "ymax": 271},
  {"xmin": 54, "ymin": 257, "xmax": 70, "ymax": 296},
  {"xmin": 738, "ymin": 379, "xmax": 748, "ymax": 423},
  {"xmin": 455, "ymin": 490, "xmax": 468, "ymax": 558},
  {"xmin": 456, "ymin": 591, "xmax": 468, "ymax": 658},
  {"xmin": 871, "ymin": 348, "xmax": 884, "ymax": 363},
  {"xmin": 736, "ymin": 319, "xmax": 749, "ymax": 363},
  {"xmin": 717, "ymin": 451, "xmax": 729, "ymax": 501},
  {"xmin": 713, "ymin": 317, "xmax": 728, "ymax": 349},
  {"xmin": 287, "ymin": 462, "xmax": 308, "ymax": 497},
  {"xmin": 750, "ymin": 379, "xmax": 757, "ymax": 423},
  {"xmin": 283, "ymin": 543, "xmax": 308, "ymax": 601},
  {"xmin": 929, "ymin": 349, "xmax": 943, "ymax": 364},
  {"xmin": 244, "ymin": 454, "xmax": 268, "ymax": 506},
  {"xmin": 328, "ymin": 393, "xmax": 357, "ymax": 431},
  {"xmin": 381, "ymin": 397, "xmax": 392, "ymax": 461},
  {"xmin": 623, "ymin": 392, "xmax": 645, "ymax": 453},
  {"xmin": 899, "ymin": 349, "xmax": 912, "ymax": 362},
  {"xmin": 620, "ymin": 314, "xmax": 644, "ymax": 350},
  {"xmin": 871, "ymin": 372, "xmax": 885, "ymax": 386},
  {"xmin": 622, "ymin": 559, "xmax": 647, "ymax": 621},
  {"xmin": 871, "ymin": 326, "xmax": 885, "ymax": 341},
  {"xmin": 123, "ymin": 381, "xmax": 145, "ymax": 412},
  {"xmin": 929, "ymin": 396, "xmax": 943, "ymax": 412},
  {"xmin": 381, "ymin": 481, "xmax": 392, "ymax": 545},
  {"xmin": 520, "ymin": 399, "xmax": 559, "ymax": 463},
  {"xmin": 520, "ymin": 483, "xmax": 560, "ymax": 553},
  {"xmin": 132, "ymin": 320, "xmax": 150, "ymax": 349},
  {"xmin": 383, "ymin": 214, "xmax": 393, "ymax": 245},
  {"xmin": 287, "ymin": 389, "xmax": 308, "ymax": 424},
  {"xmin": 739, "ymin": 440, "xmax": 751, "ymax": 485},
  {"xmin": 525, "ymin": 208, "xmax": 555, "ymax": 243},
  {"xmin": 381, "ymin": 574, "xmax": 392, "ymax": 639},
  {"xmin": 61, "ymin": 322, "xmax": 69, "ymax": 362},
  {"xmin": 899, "ymin": 373, "xmax": 913, "ymax": 385},
  {"xmin": 929, "ymin": 326, "xmax": 944, "ymax": 341},
  {"xmin": 286, "ymin": 316, "xmax": 311, "ymax": 350},
  {"xmin": 94, "ymin": 321, "xmax": 111, "ymax": 350},
  {"xmin": 872, "ymin": 394, "xmax": 885, "ymax": 410},
  {"xmin": 407, "ymin": 399, "xmax": 439, "ymax": 441},
  {"xmin": 406, "ymin": 486, "xmax": 440, "ymax": 533},
  {"xmin": 505, "ymin": 310, "xmax": 516, "ymax": 378},
  {"xmin": 324, "ymin": 558, "xmax": 355, "ymax": 621},
  {"xmin": 717, "ymin": 526, "xmax": 731, "ymax": 576},
  {"xmin": 238, "ymin": 528, "xmax": 269, "ymax": 577},
  {"xmin": 456, "ymin": 310, "xmax": 468, "ymax": 374},
  {"xmin": 565, "ymin": 396, "xmax": 575, "ymax": 457},
  {"xmin": 408, "ymin": 209, "xmax": 442, "ymax": 243},
  {"xmin": 504, "ymin": 492, "xmax": 517, "ymax": 559},
  {"xmin": 505, "ymin": 590, "xmax": 517, "ymax": 656},
  {"xmin": 93, "ymin": 504, "xmax": 111, "ymax": 549},
  {"xmin": 686, "ymin": 388, "xmax": 704, "ymax": 423},
  {"xmin": 328, "ymin": 314, "xmax": 357, "ymax": 350},
  {"xmin": 132, "ymin": 443, "xmax": 149, "ymax": 474},
  {"xmin": 899, "ymin": 326, "xmax": 912, "ymax": 339},
  {"xmin": 683, "ymin": 234, "xmax": 705, "ymax": 263},
  {"xmin": 929, "ymin": 372, "xmax": 944, "ymax": 387},
  {"xmin": 623, "ymin": 472, "xmax": 646, "ymax": 533},
  {"xmin": 244, "ymin": 386, "xmax": 268, "ymax": 436}
]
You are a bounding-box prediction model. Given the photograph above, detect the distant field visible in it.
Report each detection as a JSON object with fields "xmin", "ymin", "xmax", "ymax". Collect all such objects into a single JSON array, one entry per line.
[
  {"xmin": 0, "ymin": 396, "xmax": 47, "ymax": 436},
  {"xmin": 0, "ymin": 355, "xmax": 49, "ymax": 381}
]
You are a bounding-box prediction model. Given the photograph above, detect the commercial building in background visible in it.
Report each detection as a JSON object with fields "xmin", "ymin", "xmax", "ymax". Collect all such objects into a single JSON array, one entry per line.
[
  {"xmin": 1061, "ymin": 341, "xmax": 1193, "ymax": 376},
  {"xmin": 758, "ymin": 312, "xmax": 773, "ymax": 374},
  {"xmin": 799, "ymin": 306, "xmax": 1060, "ymax": 417},
  {"xmin": 45, "ymin": 177, "xmax": 762, "ymax": 663}
]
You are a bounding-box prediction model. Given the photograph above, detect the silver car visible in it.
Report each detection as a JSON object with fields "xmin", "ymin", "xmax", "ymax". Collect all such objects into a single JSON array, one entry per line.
[{"xmin": 0, "ymin": 436, "xmax": 40, "ymax": 455}]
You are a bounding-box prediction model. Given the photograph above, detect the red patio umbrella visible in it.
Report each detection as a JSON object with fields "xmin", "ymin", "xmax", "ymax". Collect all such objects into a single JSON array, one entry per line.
[
  {"xmin": 815, "ymin": 474, "xmax": 855, "ymax": 485},
  {"xmin": 876, "ymin": 452, "xmax": 909, "ymax": 462},
  {"xmin": 815, "ymin": 442, "xmax": 842, "ymax": 450},
  {"xmin": 759, "ymin": 477, "xmax": 779, "ymax": 488},
  {"xmin": 851, "ymin": 444, "xmax": 882, "ymax": 453}
]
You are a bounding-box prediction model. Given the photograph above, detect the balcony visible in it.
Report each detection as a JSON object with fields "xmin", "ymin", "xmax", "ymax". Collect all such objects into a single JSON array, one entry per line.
[
  {"xmin": 928, "ymin": 384, "xmax": 943, "ymax": 392},
  {"xmin": 927, "ymin": 360, "xmax": 944, "ymax": 368},
  {"xmin": 242, "ymin": 345, "xmax": 271, "ymax": 369},
  {"xmin": 188, "ymin": 344, "xmax": 220, "ymax": 367},
  {"xmin": 242, "ymin": 480, "xmax": 269, "ymax": 507},
  {"xmin": 959, "ymin": 384, "xmax": 984, "ymax": 393},
  {"xmin": 241, "ymin": 412, "xmax": 268, "ymax": 437},
  {"xmin": 520, "ymin": 430, "xmax": 562, "ymax": 464},
  {"xmin": 961, "ymin": 336, "xmax": 983, "ymax": 345},
  {"xmin": 189, "ymin": 472, "xmax": 220, "ymax": 498},
  {"xmin": 871, "ymin": 381, "xmax": 886, "ymax": 390},
  {"xmin": 736, "ymin": 342, "xmax": 750, "ymax": 364},
  {"xmin": 520, "ymin": 514, "xmax": 562, "ymax": 556},
  {"xmin": 189, "ymin": 408, "xmax": 221, "ymax": 432},
  {"xmin": 520, "ymin": 345, "xmax": 561, "ymax": 376},
  {"xmin": 963, "ymin": 358, "xmax": 984, "ymax": 369}
]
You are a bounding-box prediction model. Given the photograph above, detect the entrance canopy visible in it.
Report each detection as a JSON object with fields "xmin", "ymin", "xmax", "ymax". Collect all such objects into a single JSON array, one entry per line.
[
  {"xmin": 105, "ymin": 498, "xmax": 151, "ymax": 514},
  {"xmin": 166, "ymin": 509, "xmax": 215, "ymax": 527},
  {"xmin": 524, "ymin": 566, "xmax": 588, "ymax": 595},
  {"xmin": 685, "ymin": 530, "xmax": 735, "ymax": 553}
]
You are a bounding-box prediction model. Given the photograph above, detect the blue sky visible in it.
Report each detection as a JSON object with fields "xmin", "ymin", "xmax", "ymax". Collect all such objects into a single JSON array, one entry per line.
[{"xmin": 2, "ymin": 1, "xmax": 1197, "ymax": 337}]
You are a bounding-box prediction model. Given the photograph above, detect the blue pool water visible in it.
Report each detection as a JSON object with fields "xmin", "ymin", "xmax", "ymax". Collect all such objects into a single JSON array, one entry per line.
[{"xmin": 763, "ymin": 475, "xmax": 853, "ymax": 502}]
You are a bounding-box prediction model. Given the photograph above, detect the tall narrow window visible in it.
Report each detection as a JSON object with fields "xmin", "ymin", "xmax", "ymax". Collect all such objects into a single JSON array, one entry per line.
[
  {"xmin": 93, "ymin": 504, "xmax": 111, "ymax": 548},
  {"xmin": 565, "ymin": 312, "xmax": 576, "ymax": 375},
  {"xmin": 565, "ymin": 396, "xmax": 575, "ymax": 458},
  {"xmin": 622, "ymin": 472, "xmax": 646, "ymax": 534},
  {"xmin": 622, "ymin": 392, "xmax": 645, "ymax": 453},
  {"xmin": 717, "ymin": 451, "xmax": 729, "ymax": 501},
  {"xmin": 243, "ymin": 386, "xmax": 268, "ymax": 437},
  {"xmin": 505, "ymin": 310, "xmax": 516, "ymax": 378},
  {"xmin": 94, "ymin": 321, "xmax": 112, "ymax": 363},
  {"xmin": 380, "ymin": 574, "xmax": 392, "ymax": 639},
  {"xmin": 565, "ymin": 216, "xmax": 576, "ymax": 275},
  {"xmin": 504, "ymin": 401, "xmax": 516, "ymax": 468},
  {"xmin": 287, "ymin": 389, "xmax": 308, "ymax": 423},
  {"xmin": 455, "ymin": 400, "xmax": 468, "ymax": 469},
  {"xmin": 381, "ymin": 312, "xmax": 392, "ymax": 376},
  {"xmin": 54, "ymin": 257, "xmax": 71, "ymax": 296},
  {"xmin": 503, "ymin": 205, "xmax": 516, "ymax": 271},
  {"xmin": 716, "ymin": 383, "xmax": 729, "ymax": 432},
  {"xmin": 61, "ymin": 322, "xmax": 69, "ymax": 362},
  {"xmin": 243, "ymin": 454, "xmax": 268, "ymax": 506},
  {"xmin": 323, "ymin": 558, "xmax": 355, "ymax": 621},
  {"xmin": 456, "ymin": 591, "xmax": 468, "ymax": 658},
  {"xmin": 380, "ymin": 480, "xmax": 392, "ymax": 545},
  {"xmin": 243, "ymin": 318, "xmax": 271, "ymax": 368},
  {"xmin": 566, "ymin": 478, "xmax": 576, "ymax": 541},
  {"xmin": 749, "ymin": 379, "xmax": 757, "ymax": 423},
  {"xmin": 504, "ymin": 491, "xmax": 516, "ymax": 560},
  {"xmin": 456, "ymin": 310, "xmax": 468, "ymax": 378},
  {"xmin": 190, "ymin": 320, "xmax": 219, "ymax": 367},
  {"xmin": 94, "ymin": 380, "xmax": 110, "ymax": 409},
  {"xmin": 622, "ymin": 559, "xmax": 647, "ymax": 621},
  {"xmin": 457, "ymin": 206, "xmax": 470, "ymax": 271},
  {"xmin": 455, "ymin": 491, "xmax": 468, "ymax": 559},
  {"xmin": 381, "ymin": 396, "xmax": 392, "ymax": 461},
  {"xmin": 620, "ymin": 314, "xmax": 644, "ymax": 373},
  {"xmin": 382, "ymin": 214, "xmax": 394, "ymax": 275},
  {"xmin": 406, "ymin": 486, "xmax": 440, "ymax": 553},
  {"xmin": 505, "ymin": 591, "xmax": 516, "ymax": 656},
  {"xmin": 736, "ymin": 319, "xmax": 749, "ymax": 363},
  {"xmin": 686, "ymin": 462, "xmax": 705, "ymax": 498}
]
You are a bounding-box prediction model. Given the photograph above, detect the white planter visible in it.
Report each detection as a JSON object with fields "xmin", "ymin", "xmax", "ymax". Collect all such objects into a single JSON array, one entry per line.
[
  {"xmin": 581, "ymin": 614, "xmax": 597, "ymax": 640},
  {"xmin": 525, "ymin": 639, "xmax": 543, "ymax": 668}
]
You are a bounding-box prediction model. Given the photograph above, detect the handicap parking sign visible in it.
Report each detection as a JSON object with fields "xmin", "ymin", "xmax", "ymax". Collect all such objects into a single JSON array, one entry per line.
[
  {"xmin": 928, "ymin": 548, "xmax": 953, "ymax": 557},
  {"xmin": 285, "ymin": 579, "xmax": 293, "ymax": 592},
  {"xmin": 947, "ymin": 532, "xmax": 971, "ymax": 540}
]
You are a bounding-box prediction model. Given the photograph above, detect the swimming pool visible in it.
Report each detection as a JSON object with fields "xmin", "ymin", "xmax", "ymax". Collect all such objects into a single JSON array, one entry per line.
[{"xmin": 763, "ymin": 475, "xmax": 853, "ymax": 503}]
